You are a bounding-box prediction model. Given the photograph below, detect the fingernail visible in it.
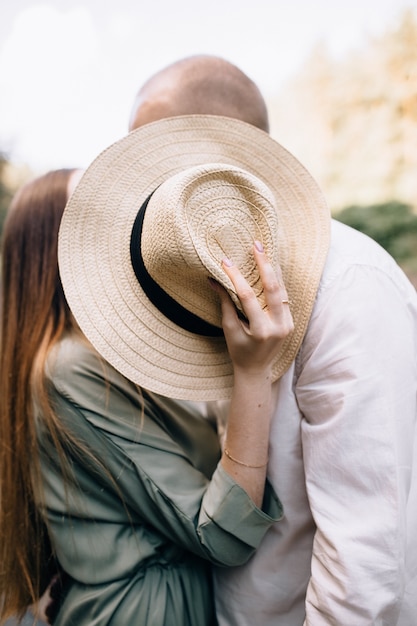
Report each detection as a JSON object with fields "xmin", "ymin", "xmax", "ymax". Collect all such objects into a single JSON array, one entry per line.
[
  {"xmin": 254, "ymin": 240, "xmax": 264, "ymax": 253},
  {"xmin": 222, "ymin": 257, "xmax": 233, "ymax": 267}
]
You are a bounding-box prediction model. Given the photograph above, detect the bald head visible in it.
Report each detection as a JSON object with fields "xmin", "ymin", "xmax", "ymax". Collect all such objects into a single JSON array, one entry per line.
[{"xmin": 128, "ymin": 55, "xmax": 269, "ymax": 133}]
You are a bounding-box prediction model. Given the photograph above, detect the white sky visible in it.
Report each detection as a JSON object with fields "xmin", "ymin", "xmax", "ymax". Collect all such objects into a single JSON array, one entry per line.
[{"xmin": 0, "ymin": 0, "xmax": 415, "ymax": 172}]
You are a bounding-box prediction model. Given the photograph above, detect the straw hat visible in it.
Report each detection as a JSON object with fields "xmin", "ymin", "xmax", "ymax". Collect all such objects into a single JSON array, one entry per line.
[{"xmin": 58, "ymin": 115, "xmax": 330, "ymax": 401}]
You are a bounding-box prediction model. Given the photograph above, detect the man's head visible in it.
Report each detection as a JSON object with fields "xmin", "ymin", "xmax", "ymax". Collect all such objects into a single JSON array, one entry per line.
[{"xmin": 128, "ymin": 55, "xmax": 269, "ymax": 133}]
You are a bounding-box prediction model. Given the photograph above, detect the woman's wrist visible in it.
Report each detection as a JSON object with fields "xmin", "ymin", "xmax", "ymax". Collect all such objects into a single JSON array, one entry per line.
[
  {"xmin": 232, "ymin": 365, "xmax": 273, "ymax": 387},
  {"xmin": 223, "ymin": 446, "xmax": 269, "ymax": 468}
]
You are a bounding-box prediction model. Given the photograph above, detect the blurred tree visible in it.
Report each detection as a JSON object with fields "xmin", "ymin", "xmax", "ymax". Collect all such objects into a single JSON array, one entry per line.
[
  {"xmin": 0, "ymin": 154, "xmax": 14, "ymax": 237},
  {"xmin": 0, "ymin": 154, "xmax": 33, "ymax": 239},
  {"xmin": 269, "ymin": 8, "xmax": 417, "ymax": 212}
]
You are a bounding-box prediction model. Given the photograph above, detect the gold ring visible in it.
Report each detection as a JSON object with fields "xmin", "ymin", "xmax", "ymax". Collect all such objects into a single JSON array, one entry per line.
[{"xmin": 281, "ymin": 299, "xmax": 292, "ymax": 305}]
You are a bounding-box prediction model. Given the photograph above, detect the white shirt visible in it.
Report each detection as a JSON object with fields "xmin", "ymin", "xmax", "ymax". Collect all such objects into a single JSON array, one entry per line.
[{"xmin": 214, "ymin": 220, "xmax": 417, "ymax": 626}]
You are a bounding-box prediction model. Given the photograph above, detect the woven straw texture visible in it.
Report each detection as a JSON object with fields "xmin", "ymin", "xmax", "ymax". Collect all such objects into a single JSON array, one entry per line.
[{"xmin": 58, "ymin": 115, "xmax": 331, "ymax": 401}]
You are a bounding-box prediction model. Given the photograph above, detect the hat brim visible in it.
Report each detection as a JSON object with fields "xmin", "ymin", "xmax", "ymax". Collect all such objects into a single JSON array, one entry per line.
[{"xmin": 58, "ymin": 115, "xmax": 330, "ymax": 401}]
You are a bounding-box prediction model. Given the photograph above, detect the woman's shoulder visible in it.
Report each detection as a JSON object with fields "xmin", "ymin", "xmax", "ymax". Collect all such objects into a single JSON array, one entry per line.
[
  {"xmin": 45, "ymin": 332, "xmax": 145, "ymax": 431},
  {"xmin": 45, "ymin": 331, "xmax": 134, "ymax": 403},
  {"xmin": 46, "ymin": 331, "xmax": 104, "ymax": 381}
]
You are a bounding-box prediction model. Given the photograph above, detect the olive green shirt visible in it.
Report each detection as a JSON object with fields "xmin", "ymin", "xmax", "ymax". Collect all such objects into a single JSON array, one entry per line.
[{"xmin": 38, "ymin": 334, "xmax": 282, "ymax": 625}]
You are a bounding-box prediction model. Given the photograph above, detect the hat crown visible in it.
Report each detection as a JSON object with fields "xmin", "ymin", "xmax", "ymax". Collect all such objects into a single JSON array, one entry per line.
[{"xmin": 139, "ymin": 163, "xmax": 279, "ymax": 326}]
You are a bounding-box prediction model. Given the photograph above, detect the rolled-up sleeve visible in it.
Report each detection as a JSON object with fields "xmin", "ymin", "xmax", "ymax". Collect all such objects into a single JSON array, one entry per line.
[{"xmin": 198, "ymin": 465, "xmax": 282, "ymax": 563}]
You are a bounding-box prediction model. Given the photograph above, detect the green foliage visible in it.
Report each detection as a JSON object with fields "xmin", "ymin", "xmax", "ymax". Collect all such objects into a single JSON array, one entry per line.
[
  {"xmin": 0, "ymin": 155, "xmax": 14, "ymax": 238},
  {"xmin": 0, "ymin": 154, "xmax": 33, "ymax": 240},
  {"xmin": 335, "ymin": 202, "xmax": 417, "ymax": 284}
]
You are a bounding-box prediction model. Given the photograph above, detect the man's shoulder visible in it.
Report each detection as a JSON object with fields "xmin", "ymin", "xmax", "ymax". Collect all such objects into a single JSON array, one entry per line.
[
  {"xmin": 329, "ymin": 218, "xmax": 392, "ymax": 265},
  {"xmin": 319, "ymin": 218, "xmax": 413, "ymax": 293}
]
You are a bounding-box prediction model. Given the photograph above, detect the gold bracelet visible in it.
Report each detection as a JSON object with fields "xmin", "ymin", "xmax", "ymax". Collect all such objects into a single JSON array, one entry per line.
[{"xmin": 224, "ymin": 447, "xmax": 268, "ymax": 468}]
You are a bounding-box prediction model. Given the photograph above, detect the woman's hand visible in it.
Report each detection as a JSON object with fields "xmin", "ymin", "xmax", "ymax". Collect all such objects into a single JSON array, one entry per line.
[{"xmin": 211, "ymin": 240, "xmax": 294, "ymax": 377}]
